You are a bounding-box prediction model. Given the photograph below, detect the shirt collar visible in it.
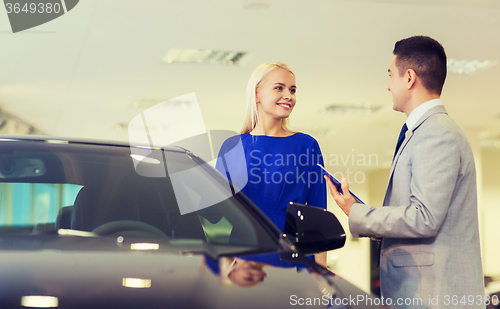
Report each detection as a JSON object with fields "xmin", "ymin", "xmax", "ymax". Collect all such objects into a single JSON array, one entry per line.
[{"xmin": 406, "ymin": 99, "xmax": 443, "ymax": 131}]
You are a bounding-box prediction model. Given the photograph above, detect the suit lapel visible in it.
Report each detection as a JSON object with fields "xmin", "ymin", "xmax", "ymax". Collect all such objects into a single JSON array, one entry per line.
[{"xmin": 382, "ymin": 105, "xmax": 448, "ymax": 205}]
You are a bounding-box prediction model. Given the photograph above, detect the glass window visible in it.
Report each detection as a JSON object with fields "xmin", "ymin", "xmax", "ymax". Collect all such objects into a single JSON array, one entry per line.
[
  {"xmin": 0, "ymin": 142, "xmax": 279, "ymax": 254},
  {"xmin": 0, "ymin": 183, "xmax": 83, "ymax": 227}
]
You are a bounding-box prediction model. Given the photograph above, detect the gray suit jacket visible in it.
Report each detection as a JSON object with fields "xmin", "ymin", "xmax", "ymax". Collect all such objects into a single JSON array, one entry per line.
[{"xmin": 349, "ymin": 105, "xmax": 484, "ymax": 308}]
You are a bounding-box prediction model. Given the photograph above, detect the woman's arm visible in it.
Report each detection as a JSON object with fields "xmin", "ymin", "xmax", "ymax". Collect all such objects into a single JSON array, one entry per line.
[{"xmin": 314, "ymin": 252, "xmax": 327, "ymax": 268}]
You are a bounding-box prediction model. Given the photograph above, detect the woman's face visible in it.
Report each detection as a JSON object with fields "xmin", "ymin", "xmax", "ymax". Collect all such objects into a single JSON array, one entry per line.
[
  {"xmin": 229, "ymin": 260, "xmax": 267, "ymax": 287},
  {"xmin": 255, "ymin": 68, "xmax": 296, "ymax": 121}
]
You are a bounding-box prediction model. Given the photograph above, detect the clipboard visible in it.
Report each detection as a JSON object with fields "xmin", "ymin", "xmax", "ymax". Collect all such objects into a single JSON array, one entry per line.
[{"xmin": 317, "ymin": 164, "xmax": 365, "ymax": 204}]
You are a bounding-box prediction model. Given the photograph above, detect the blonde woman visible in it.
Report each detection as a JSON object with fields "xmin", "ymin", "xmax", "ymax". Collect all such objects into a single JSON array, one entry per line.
[
  {"xmin": 217, "ymin": 62, "xmax": 327, "ymax": 266},
  {"xmin": 219, "ymin": 257, "xmax": 267, "ymax": 287}
]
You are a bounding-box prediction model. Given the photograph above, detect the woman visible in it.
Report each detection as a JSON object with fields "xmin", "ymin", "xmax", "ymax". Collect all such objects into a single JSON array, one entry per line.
[
  {"xmin": 217, "ymin": 62, "xmax": 327, "ymax": 266},
  {"xmin": 219, "ymin": 257, "xmax": 268, "ymax": 287}
]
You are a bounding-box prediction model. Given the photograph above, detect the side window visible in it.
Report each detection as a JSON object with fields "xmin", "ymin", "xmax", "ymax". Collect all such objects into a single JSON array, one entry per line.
[
  {"xmin": 168, "ymin": 168, "xmax": 258, "ymax": 246},
  {"xmin": 199, "ymin": 216, "xmax": 233, "ymax": 243},
  {"xmin": 0, "ymin": 183, "xmax": 83, "ymax": 228}
]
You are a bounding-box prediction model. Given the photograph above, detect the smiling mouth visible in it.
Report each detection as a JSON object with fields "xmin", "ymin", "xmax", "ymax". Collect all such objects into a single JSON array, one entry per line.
[{"xmin": 277, "ymin": 103, "xmax": 292, "ymax": 109}]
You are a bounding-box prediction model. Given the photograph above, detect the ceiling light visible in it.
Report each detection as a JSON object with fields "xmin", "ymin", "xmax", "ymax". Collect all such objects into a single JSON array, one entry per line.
[
  {"xmin": 21, "ymin": 296, "xmax": 58, "ymax": 308},
  {"xmin": 479, "ymin": 128, "xmax": 500, "ymax": 148},
  {"xmin": 162, "ymin": 48, "xmax": 248, "ymax": 65},
  {"xmin": 481, "ymin": 139, "xmax": 500, "ymax": 148},
  {"xmin": 480, "ymin": 131, "xmax": 492, "ymax": 139},
  {"xmin": 447, "ymin": 59, "xmax": 498, "ymax": 75},
  {"xmin": 320, "ymin": 104, "xmax": 383, "ymax": 114},
  {"xmin": 480, "ymin": 132, "xmax": 500, "ymax": 148},
  {"xmin": 130, "ymin": 243, "xmax": 160, "ymax": 250},
  {"xmin": 122, "ymin": 278, "xmax": 152, "ymax": 289}
]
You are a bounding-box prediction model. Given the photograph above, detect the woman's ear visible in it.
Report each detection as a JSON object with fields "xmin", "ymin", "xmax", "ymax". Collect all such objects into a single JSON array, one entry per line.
[{"xmin": 255, "ymin": 88, "xmax": 260, "ymax": 103}]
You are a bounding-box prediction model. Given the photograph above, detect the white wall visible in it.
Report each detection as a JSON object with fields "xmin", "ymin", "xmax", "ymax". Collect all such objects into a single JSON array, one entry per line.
[{"xmin": 481, "ymin": 148, "xmax": 500, "ymax": 276}]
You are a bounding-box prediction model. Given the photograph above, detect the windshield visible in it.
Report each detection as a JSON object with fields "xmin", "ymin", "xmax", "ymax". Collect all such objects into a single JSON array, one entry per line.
[{"xmin": 0, "ymin": 140, "xmax": 278, "ymax": 253}]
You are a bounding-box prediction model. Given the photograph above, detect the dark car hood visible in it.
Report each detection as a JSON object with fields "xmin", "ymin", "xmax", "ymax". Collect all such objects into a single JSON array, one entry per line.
[{"xmin": 0, "ymin": 235, "xmax": 370, "ymax": 309}]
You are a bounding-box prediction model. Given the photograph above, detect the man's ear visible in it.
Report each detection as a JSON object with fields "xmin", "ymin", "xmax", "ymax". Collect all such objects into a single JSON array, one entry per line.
[{"xmin": 406, "ymin": 69, "xmax": 417, "ymax": 89}]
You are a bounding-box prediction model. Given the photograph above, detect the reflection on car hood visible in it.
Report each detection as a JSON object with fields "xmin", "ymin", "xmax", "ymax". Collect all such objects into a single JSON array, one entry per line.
[{"xmin": 0, "ymin": 236, "xmax": 370, "ymax": 309}]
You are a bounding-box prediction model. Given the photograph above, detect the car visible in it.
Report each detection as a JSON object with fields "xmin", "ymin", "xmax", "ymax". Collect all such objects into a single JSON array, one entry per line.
[{"xmin": 0, "ymin": 135, "xmax": 383, "ymax": 309}]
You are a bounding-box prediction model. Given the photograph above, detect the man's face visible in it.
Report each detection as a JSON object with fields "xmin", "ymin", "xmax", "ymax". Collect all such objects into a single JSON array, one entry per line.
[{"xmin": 387, "ymin": 56, "xmax": 409, "ymax": 113}]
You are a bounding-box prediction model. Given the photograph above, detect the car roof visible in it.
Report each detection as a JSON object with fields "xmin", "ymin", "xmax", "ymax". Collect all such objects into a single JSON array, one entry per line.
[{"xmin": 0, "ymin": 134, "xmax": 186, "ymax": 153}]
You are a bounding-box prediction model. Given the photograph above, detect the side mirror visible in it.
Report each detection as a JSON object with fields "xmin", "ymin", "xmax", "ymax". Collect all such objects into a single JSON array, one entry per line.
[{"xmin": 284, "ymin": 202, "xmax": 346, "ymax": 255}]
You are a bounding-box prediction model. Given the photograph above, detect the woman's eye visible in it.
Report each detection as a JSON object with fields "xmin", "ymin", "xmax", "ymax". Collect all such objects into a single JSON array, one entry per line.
[
  {"xmin": 290, "ymin": 88, "xmax": 296, "ymax": 94},
  {"xmin": 275, "ymin": 86, "xmax": 283, "ymax": 90}
]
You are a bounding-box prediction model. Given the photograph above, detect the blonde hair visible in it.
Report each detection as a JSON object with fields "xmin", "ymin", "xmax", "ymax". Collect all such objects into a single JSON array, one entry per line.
[
  {"xmin": 219, "ymin": 257, "xmax": 267, "ymax": 287},
  {"xmin": 240, "ymin": 62, "xmax": 295, "ymax": 134},
  {"xmin": 219, "ymin": 257, "xmax": 237, "ymax": 285}
]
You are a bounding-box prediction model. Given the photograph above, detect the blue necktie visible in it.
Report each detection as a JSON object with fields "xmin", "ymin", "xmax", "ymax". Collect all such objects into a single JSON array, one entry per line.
[{"xmin": 393, "ymin": 123, "xmax": 408, "ymax": 160}]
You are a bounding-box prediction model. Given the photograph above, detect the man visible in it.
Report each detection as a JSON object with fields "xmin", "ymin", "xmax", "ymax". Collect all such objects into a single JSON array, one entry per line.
[{"xmin": 326, "ymin": 36, "xmax": 484, "ymax": 308}]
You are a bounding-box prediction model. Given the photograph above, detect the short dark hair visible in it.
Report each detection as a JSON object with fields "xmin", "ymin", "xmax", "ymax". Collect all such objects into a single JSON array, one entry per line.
[{"xmin": 393, "ymin": 36, "xmax": 447, "ymax": 95}]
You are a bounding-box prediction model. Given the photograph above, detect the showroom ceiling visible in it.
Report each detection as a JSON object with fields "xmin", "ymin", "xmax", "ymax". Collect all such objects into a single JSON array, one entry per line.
[{"xmin": 0, "ymin": 0, "xmax": 499, "ymax": 171}]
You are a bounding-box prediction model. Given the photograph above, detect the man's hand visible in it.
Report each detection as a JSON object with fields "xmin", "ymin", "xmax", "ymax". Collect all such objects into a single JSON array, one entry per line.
[{"xmin": 324, "ymin": 176, "xmax": 356, "ymax": 216}]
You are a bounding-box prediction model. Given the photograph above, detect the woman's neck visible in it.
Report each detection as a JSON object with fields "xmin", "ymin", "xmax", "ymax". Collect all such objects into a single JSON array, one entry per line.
[{"xmin": 251, "ymin": 121, "xmax": 293, "ymax": 137}]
